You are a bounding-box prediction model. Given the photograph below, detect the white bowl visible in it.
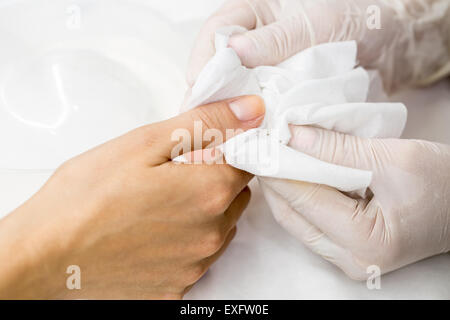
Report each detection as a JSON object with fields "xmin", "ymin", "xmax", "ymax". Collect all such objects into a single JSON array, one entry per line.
[{"xmin": 0, "ymin": 0, "xmax": 188, "ymax": 217}]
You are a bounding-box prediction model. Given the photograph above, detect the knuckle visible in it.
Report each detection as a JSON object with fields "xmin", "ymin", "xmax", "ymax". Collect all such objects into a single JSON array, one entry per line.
[
  {"xmin": 205, "ymin": 187, "xmax": 234, "ymax": 214},
  {"xmin": 184, "ymin": 264, "xmax": 208, "ymax": 285},
  {"xmin": 191, "ymin": 177, "xmax": 234, "ymax": 215},
  {"xmin": 191, "ymin": 106, "xmax": 221, "ymax": 132},
  {"xmin": 216, "ymin": 181, "xmax": 236, "ymax": 200},
  {"xmin": 198, "ymin": 230, "xmax": 226, "ymax": 257},
  {"xmin": 198, "ymin": 171, "xmax": 237, "ymax": 211}
]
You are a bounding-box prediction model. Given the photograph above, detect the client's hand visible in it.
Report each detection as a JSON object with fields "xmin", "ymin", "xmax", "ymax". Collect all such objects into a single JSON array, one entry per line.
[
  {"xmin": 0, "ymin": 95, "xmax": 265, "ymax": 299},
  {"xmin": 262, "ymin": 125, "xmax": 450, "ymax": 280}
]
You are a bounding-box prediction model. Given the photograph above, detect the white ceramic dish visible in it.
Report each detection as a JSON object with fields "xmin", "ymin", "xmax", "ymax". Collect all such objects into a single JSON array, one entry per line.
[{"xmin": 0, "ymin": 0, "xmax": 188, "ymax": 216}]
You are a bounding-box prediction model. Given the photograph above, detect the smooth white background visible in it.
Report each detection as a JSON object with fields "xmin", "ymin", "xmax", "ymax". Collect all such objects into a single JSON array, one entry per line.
[{"xmin": 0, "ymin": 0, "xmax": 449, "ymax": 299}]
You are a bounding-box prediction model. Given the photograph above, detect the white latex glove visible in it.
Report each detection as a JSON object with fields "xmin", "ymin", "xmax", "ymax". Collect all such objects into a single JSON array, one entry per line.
[
  {"xmin": 187, "ymin": 0, "xmax": 450, "ymax": 92},
  {"xmin": 261, "ymin": 125, "xmax": 450, "ymax": 280}
]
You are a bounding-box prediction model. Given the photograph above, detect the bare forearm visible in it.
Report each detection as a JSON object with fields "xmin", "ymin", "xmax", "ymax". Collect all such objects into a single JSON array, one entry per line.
[{"xmin": 0, "ymin": 193, "xmax": 65, "ymax": 299}]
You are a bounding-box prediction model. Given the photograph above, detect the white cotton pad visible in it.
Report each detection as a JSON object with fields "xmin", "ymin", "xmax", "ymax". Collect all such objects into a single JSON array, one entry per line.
[{"xmin": 180, "ymin": 27, "xmax": 408, "ymax": 192}]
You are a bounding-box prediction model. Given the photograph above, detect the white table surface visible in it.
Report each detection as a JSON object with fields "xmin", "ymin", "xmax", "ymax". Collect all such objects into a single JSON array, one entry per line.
[{"xmin": 0, "ymin": 0, "xmax": 449, "ymax": 299}]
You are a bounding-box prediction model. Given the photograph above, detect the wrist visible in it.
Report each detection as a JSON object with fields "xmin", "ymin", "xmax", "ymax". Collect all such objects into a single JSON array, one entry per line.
[{"xmin": 0, "ymin": 189, "xmax": 71, "ymax": 299}]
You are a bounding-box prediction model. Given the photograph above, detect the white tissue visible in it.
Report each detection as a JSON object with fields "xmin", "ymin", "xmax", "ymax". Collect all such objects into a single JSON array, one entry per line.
[{"xmin": 182, "ymin": 27, "xmax": 407, "ymax": 192}]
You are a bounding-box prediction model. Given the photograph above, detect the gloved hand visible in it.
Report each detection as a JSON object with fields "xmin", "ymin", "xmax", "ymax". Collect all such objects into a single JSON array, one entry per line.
[
  {"xmin": 261, "ymin": 125, "xmax": 450, "ymax": 280},
  {"xmin": 187, "ymin": 0, "xmax": 450, "ymax": 92}
]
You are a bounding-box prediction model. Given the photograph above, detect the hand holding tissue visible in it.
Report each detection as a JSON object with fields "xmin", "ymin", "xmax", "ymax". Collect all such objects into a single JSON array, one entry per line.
[{"xmin": 180, "ymin": 27, "xmax": 407, "ymax": 192}]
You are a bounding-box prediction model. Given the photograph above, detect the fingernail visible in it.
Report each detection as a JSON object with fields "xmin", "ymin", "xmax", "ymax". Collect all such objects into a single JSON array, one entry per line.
[
  {"xmin": 289, "ymin": 126, "xmax": 318, "ymax": 154},
  {"xmin": 229, "ymin": 95, "xmax": 265, "ymax": 121}
]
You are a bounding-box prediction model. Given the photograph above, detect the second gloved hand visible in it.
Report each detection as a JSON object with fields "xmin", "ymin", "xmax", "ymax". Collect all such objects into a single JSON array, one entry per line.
[
  {"xmin": 188, "ymin": 0, "xmax": 450, "ymax": 92},
  {"xmin": 261, "ymin": 125, "xmax": 450, "ymax": 280}
]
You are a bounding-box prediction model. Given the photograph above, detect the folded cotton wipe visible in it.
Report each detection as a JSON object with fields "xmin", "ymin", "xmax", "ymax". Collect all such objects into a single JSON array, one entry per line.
[{"xmin": 179, "ymin": 27, "xmax": 407, "ymax": 192}]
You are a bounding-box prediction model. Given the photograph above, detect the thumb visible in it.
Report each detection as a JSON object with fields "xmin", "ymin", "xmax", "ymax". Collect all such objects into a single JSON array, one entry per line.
[
  {"xmin": 228, "ymin": 0, "xmax": 362, "ymax": 68},
  {"xmin": 288, "ymin": 125, "xmax": 379, "ymax": 172},
  {"xmin": 145, "ymin": 95, "xmax": 265, "ymax": 165},
  {"xmin": 228, "ymin": 16, "xmax": 315, "ymax": 68},
  {"xmin": 227, "ymin": 0, "xmax": 343, "ymax": 69}
]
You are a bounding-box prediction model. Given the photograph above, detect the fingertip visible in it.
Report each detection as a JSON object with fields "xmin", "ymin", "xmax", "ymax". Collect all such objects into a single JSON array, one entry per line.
[{"xmin": 228, "ymin": 33, "xmax": 259, "ymax": 68}]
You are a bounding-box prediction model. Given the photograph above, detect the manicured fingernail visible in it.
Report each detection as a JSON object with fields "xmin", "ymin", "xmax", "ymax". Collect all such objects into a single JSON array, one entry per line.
[{"xmin": 229, "ymin": 95, "xmax": 265, "ymax": 121}]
